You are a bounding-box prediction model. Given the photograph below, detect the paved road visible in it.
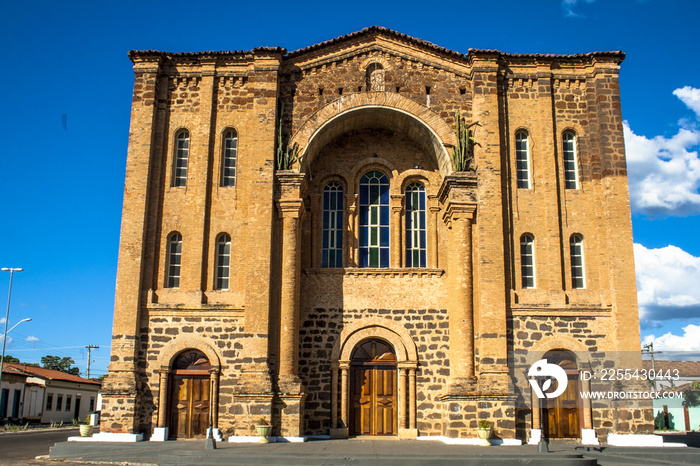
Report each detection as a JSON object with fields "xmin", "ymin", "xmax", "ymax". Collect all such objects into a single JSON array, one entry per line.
[{"xmin": 0, "ymin": 428, "xmax": 85, "ymax": 465}]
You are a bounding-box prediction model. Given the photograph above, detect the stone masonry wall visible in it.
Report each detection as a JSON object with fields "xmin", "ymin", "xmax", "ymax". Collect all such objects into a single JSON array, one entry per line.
[
  {"xmin": 298, "ymin": 306, "xmax": 449, "ymax": 436},
  {"xmin": 509, "ymin": 315, "xmax": 653, "ymax": 440},
  {"xmin": 134, "ymin": 312, "xmax": 274, "ymax": 438}
]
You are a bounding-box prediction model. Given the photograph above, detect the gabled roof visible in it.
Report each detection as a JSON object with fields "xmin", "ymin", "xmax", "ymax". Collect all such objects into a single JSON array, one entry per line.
[
  {"xmin": 287, "ymin": 26, "xmax": 624, "ymax": 63},
  {"xmin": 642, "ymin": 360, "xmax": 700, "ymax": 377},
  {"xmin": 286, "ymin": 26, "xmax": 465, "ymax": 60},
  {"xmin": 658, "ymin": 381, "xmax": 698, "ymax": 394},
  {"xmin": 5, "ymin": 363, "xmax": 101, "ymax": 387},
  {"xmin": 129, "ymin": 26, "xmax": 624, "ymax": 65},
  {"xmin": 1, "ymin": 364, "xmax": 29, "ymax": 377}
]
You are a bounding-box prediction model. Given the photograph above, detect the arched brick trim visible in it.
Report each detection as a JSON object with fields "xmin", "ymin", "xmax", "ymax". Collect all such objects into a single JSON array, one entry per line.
[
  {"xmin": 156, "ymin": 336, "xmax": 222, "ymax": 371},
  {"xmin": 525, "ymin": 335, "xmax": 588, "ymax": 366},
  {"xmin": 398, "ymin": 171, "xmax": 435, "ymax": 192},
  {"xmin": 343, "ymin": 327, "xmax": 408, "ymax": 361},
  {"xmin": 331, "ymin": 316, "xmax": 418, "ymax": 362},
  {"xmin": 291, "ymin": 93, "xmax": 457, "ymax": 177}
]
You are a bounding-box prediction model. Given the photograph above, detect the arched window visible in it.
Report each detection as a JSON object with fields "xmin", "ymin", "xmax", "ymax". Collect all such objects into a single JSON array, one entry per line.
[
  {"xmin": 215, "ymin": 234, "xmax": 231, "ymax": 290},
  {"xmin": 322, "ymin": 182, "xmax": 344, "ymax": 268},
  {"xmin": 221, "ymin": 129, "xmax": 238, "ymax": 187},
  {"xmin": 515, "ymin": 131, "xmax": 531, "ymax": 189},
  {"xmin": 359, "ymin": 171, "xmax": 389, "ymax": 268},
  {"xmin": 520, "ymin": 234, "xmax": 535, "ymax": 289},
  {"xmin": 405, "ymin": 182, "xmax": 426, "ymax": 268},
  {"xmin": 366, "ymin": 63, "xmax": 385, "ymax": 92},
  {"xmin": 173, "ymin": 130, "xmax": 189, "ymax": 187},
  {"xmin": 570, "ymin": 234, "xmax": 585, "ymax": 289},
  {"xmin": 563, "ymin": 131, "xmax": 579, "ymax": 189},
  {"xmin": 166, "ymin": 233, "xmax": 182, "ymax": 288}
]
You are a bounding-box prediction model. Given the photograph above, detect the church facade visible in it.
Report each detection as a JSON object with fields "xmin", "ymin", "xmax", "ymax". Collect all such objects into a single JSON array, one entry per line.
[{"xmin": 101, "ymin": 27, "xmax": 652, "ymax": 442}]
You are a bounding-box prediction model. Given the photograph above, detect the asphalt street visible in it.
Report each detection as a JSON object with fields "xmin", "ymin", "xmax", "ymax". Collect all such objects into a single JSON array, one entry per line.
[{"xmin": 0, "ymin": 428, "xmax": 85, "ymax": 465}]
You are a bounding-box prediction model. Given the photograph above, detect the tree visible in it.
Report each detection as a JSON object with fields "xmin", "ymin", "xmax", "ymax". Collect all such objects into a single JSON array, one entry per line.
[
  {"xmin": 683, "ymin": 381, "xmax": 700, "ymax": 408},
  {"xmin": 1, "ymin": 355, "xmax": 20, "ymax": 363},
  {"xmin": 41, "ymin": 355, "xmax": 80, "ymax": 376}
]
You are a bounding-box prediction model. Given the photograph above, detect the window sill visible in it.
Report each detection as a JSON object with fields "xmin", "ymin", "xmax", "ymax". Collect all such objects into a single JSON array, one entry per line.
[{"xmin": 304, "ymin": 267, "xmax": 444, "ymax": 277}]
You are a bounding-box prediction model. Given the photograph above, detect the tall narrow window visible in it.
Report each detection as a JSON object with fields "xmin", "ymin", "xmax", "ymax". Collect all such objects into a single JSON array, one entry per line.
[
  {"xmin": 221, "ymin": 129, "xmax": 238, "ymax": 187},
  {"xmin": 520, "ymin": 234, "xmax": 535, "ymax": 289},
  {"xmin": 563, "ymin": 131, "xmax": 579, "ymax": 189},
  {"xmin": 570, "ymin": 234, "xmax": 585, "ymax": 289},
  {"xmin": 515, "ymin": 131, "xmax": 531, "ymax": 189},
  {"xmin": 167, "ymin": 233, "xmax": 182, "ymax": 288},
  {"xmin": 173, "ymin": 130, "xmax": 190, "ymax": 187},
  {"xmin": 322, "ymin": 182, "xmax": 344, "ymax": 268},
  {"xmin": 405, "ymin": 182, "xmax": 426, "ymax": 267},
  {"xmin": 215, "ymin": 234, "xmax": 231, "ymax": 290},
  {"xmin": 359, "ymin": 171, "xmax": 390, "ymax": 268}
]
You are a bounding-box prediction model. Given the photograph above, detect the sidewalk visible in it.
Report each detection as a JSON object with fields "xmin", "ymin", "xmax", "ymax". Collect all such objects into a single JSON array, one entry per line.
[{"xmin": 47, "ymin": 437, "xmax": 700, "ymax": 466}]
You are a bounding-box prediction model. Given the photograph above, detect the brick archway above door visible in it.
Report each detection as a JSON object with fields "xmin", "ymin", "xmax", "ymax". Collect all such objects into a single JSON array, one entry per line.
[{"xmin": 331, "ymin": 316, "xmax": 418, "ymax": 363}]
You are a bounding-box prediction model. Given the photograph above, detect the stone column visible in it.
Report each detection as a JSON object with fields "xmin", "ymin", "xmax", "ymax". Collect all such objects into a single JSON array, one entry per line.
[
  {"xmin": 582, "ymin": 376, "xmax": 592, "ymax": 429},
  {"xmin": 428, "ymin": 195, "xmax": 439, "ymax": 268},
  {"xmin": 438, "ymin": 174, "xmax": 478, "ymax": 391},
  {"xmin": 340, "ymin": 363, "xmax": 350, "ymax": 429},
  {"xmin": 330, "ymin": 362, "xmax": 348, "ymax": 438},
  {"xmin": 398, "ymin": 368, "xmax": 407, "ymax": 430},
  {"xmin": 390, "ymin": 194, "xmax": 404, "ymax": 268},
  {"xmin": 210, "ymin": 369, "xmax": 220, "ymax": 429},
  {"xmin": 532, "ymin": 388, "xmax": 541, "ymax": 429},
  {"xmin": 157, "ymin": 369, "xmax": 169, "ymax": 428},
  {"xmin": 275, "ymin": 173, "xmax": 306, "ymax": 384},
  {"xmin": 151, "ymin": 368, "xmax": 170, "ymax": 441},
  {"xmin": 409, "ymin": 367, "xmax": 417, "ymax": 430},
  {"xmin": 275, "ymin": 172, "xmax": 307, "ymax": 438},
  {"xmin": 310, "ymin": 194, "xmax": 322, "ymax": 268}
]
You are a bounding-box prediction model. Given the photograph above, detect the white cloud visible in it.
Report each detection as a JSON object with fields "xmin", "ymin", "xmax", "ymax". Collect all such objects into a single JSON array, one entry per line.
[
  {"xmin": 634, "ymin": 243, "xmax": 700, "ymax": 323},
  {"xmin": 642, "ymin": 324, "xmax": 700, "ymax": 352},
  {"xmin": 562, "ymin": 0, "xmax": 595, "ymax": 17},
  {"xmin": 625, "ymin": 87, "xmax": 700, "ymax": 217},
  {"xmin": 0, "ymin": 317, "xmax": 4, "ymax": 325},
  {"xmin": 673, "ymin": 86, "xmax": 700, "ymax": 118},
  {"xmin": 25, "ymin": 336, "xmax": 39, "ymax": 342}
]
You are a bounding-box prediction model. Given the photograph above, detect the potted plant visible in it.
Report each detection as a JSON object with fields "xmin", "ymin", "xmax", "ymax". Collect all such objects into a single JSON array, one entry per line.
[
  {"xmin": 79, "ymin": 414, "xmax": 94, "ymax": 437},
  {"xmin": 255, "ymin": 417, "xmax": 271, "ymax": 443},
  {"xmin": 476, "ymin": 420, "xmax": 492, "ymax": 446}
]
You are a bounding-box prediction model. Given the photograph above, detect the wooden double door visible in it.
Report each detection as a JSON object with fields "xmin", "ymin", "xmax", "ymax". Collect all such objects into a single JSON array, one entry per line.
[
  {"xmin": 350, "ymin": 339, "xmax": 397, "ymax": 435},
  {"xmin": 544, "ymin": 373, "xmax": 581, "ymax": 439},
  {"xmin": 170, "ymin": 375, "xmax": 210, "ymax": 439}
]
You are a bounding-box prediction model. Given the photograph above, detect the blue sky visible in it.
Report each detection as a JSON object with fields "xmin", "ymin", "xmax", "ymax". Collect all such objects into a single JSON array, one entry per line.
[{"xmin": 1, "ymin": 0, "xmax": 699, "ymax": 377}]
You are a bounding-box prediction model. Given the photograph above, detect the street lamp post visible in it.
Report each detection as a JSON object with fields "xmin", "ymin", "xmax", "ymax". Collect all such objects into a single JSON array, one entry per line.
[{"xmin": 0, "ymin": 267, "xmax": 25, "ymax": 391}]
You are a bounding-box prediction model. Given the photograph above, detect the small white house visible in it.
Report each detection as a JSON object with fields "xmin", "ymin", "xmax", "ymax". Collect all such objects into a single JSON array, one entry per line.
[{"xmin": 1, "ymin": 363, "xmax": 101, "ymax": 424}]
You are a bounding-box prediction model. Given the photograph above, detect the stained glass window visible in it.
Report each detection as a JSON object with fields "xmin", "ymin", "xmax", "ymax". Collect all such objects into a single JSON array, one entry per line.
[
  {"xmin": 359, "ymin": 171, "xmax": 390, "ymax": 268},
  {"xmin": 322, "ymin": 182, "xmax": 344, "ymax": 268},
  {"xmin": 405, "ymin": 182, "xmax": 426, "ymax": 267}
]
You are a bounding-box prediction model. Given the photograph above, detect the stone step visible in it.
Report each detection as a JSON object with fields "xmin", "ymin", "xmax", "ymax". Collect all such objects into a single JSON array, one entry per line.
[{"xmin": 156, "ymin": 450, "xmax": 596, "ymax": 466}]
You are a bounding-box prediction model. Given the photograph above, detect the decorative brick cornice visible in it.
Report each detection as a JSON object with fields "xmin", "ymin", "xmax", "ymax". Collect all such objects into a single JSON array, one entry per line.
[
  {"xmin": 437, "ymin": 173, "xmax": 478, "ymax": 204},
  {"xmin": 438, "ymin": 173, "xmax": 477, "ymax": 225},
  {"xmin": 274, "ymin": 172, "xmax": 308, "ymax": 219}
]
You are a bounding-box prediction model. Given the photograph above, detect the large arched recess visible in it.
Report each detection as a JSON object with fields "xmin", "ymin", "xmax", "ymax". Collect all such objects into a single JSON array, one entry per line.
[{"xmin": 290, "ymin": 92, "xmax": 457, "ymax": 177}]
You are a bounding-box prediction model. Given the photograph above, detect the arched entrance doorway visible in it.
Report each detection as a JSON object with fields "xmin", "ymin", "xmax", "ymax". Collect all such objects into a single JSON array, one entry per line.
[
  {"xmin": 350, "ymin": 339, "xmax": 397, "ymax": 435},
  {"xmin": 169, "ymin": 349, "xmax": 211, "ymax": 439},
  {"xmin": 543, "ymin": 350, "xmax": 581, "ymax": 439}
]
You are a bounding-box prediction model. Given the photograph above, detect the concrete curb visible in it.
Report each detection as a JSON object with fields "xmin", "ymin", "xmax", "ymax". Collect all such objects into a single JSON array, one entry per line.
[{"xmin": 0, "ymin": 427, "xmax": 79, "ymax": 436}]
